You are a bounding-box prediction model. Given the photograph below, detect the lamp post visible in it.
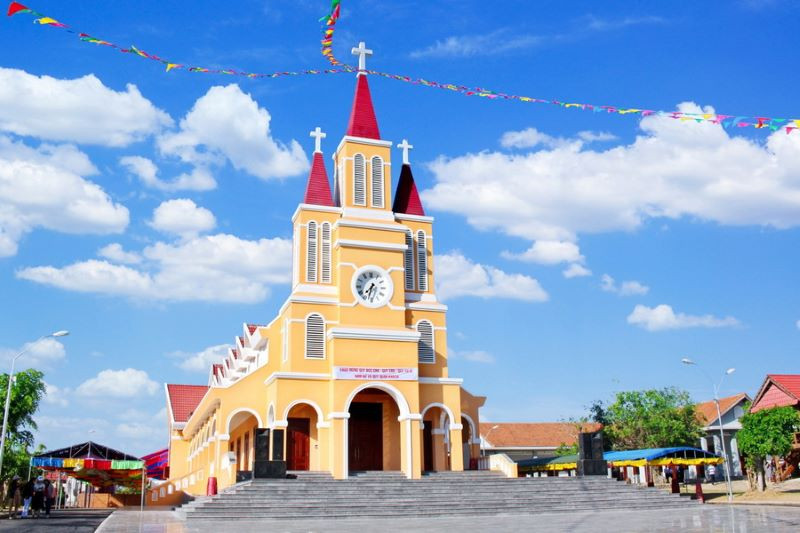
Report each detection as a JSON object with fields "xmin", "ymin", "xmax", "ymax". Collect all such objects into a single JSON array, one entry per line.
[
  {"xmin": 681, "ymin": 358, "xmax": 735, "ymax": 503},
  {"xmin": 0, "ymin": 330, "xmax": 69, "ymax": 480},
  {"xmin": 481, "ymin": 424, "xmax": 499, "ymax": 458}
]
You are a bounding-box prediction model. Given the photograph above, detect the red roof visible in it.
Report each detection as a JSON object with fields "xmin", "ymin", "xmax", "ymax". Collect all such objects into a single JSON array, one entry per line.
[
  {"xmin": 751, "ymin": 374, "xmax": 800, "ymax": 413},
  {"xmin": 345, "ymin": 75, "xmax": 380, "ymax": 139},
  {"xmin": 303, "ymin": 152, "xmax": 334, "ymax": 206},
  {"xmin": 695, "ymin": 393, "xmax": 749, "ymax": 425},
  {"xmin": 392, "ymin": 164, "xmax": 425, "ymax": 216},
  {"xmin": 480, "ymin": 422, "xmax": 602, "ymax": 448},
  {"xmin": 166, "ymin": 384, "xmax": 208, "ymax": 423}
]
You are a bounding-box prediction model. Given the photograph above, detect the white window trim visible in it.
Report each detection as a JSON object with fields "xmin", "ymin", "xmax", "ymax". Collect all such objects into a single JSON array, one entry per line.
[
  {"xmin": 306, "ymin": 221, "xmax": 318, "ymax": 283},
  {"xmin": 353, "ymin": 153, "xmax": 366, "ymax": 206},
  {"xmin": 416, "ymin": 320, "xmax": 435, "ymax": 364},
  {"xmin": 304, "ymin": 313, "xmax": 326, "ymax": 360},
  {"xmin": 370, "ymin": 155, "xmax": 385, "ymax": 208}
]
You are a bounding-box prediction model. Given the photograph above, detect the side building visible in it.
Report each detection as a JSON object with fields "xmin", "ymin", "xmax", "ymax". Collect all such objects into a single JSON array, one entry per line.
[{"xmin": 164, "ymin": 64, "xmax": 485, "ymax": 494}]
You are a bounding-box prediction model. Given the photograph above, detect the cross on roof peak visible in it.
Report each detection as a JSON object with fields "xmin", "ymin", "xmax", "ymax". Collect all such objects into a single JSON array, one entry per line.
[
  {"xmin": 351, "ymin": 41, "xmax": 373, "ymax": 74},
  {"xmin": 310, "ymin": 126, "xmax": 326, "ymax": 153},
  {"xmin": 398, "ymin": 139, "xmax": 413, "ymax": 165}
]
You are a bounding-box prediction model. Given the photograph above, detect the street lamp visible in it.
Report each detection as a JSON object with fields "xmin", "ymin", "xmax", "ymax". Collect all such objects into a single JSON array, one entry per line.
[
  {"xmin": 682, "ymin": 357, "xmax": 735, "ymax": 502},
  {"xmin": 481, "ymin": 424, "xmax": 500, "ymax": 458},
  {"xmin": 0, "ymin": 330, "xmax": 69, "ymax": 480}
]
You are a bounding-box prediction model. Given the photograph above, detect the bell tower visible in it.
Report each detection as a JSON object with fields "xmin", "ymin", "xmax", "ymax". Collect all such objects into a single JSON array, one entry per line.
[{"xmin": 332, "ymin": 42, "xmax": 393, "ymax": 220}]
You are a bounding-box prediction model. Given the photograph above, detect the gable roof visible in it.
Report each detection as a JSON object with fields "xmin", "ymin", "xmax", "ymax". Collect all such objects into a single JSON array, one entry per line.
[
  {"xmin": 165, "ymin": 384, "xmax": 209, "ymax": 424},
  {"xmin": 303, "ymin": 151, "xmax": 334, "ymax": 206},
  {"xmin": 480, "ymin": 422, "xmax": 602, "ymax": 449},
  {"xmin": 345, "ymin": 74, "xmax": 380, "ymax": 139},
  {"xmin": 751, "ymin": 374, "xmax": 800, "ymax": 413},
  {"xmin": 392, "ymin": 164, "xmax": 425, "ymax": 216},
  {"xmin": 695, "ymin": 393, "xmax": 750, "ymax": 425}
]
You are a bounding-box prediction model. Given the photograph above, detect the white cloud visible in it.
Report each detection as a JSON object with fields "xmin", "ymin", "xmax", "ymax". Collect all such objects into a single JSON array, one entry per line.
[
  {"xmin": 424, "ymin": 103, "xmax": 800, "ymax": 252},
  {"xmin": 503, "ymin": 240, "xmax": 583, "ymax": 264},
  {"xmin": 76, "ymin": 368, "xmax": 159, "ymax": 398},
  {"xmin": 171, "ymin": 344, "xmax": 231, "ymax": 373},
  {"xmin": 0, "ymin": 68, "xmax": 171, "ymax": 146},
  {"xmin": 435, "ymin": 251, "xmax": 548, "ymax": 302},
  {"xmin": 577, "ymin": 131, "xmax": 617, "ymax": 143},
  {"xmin": 585, "ymin": 15, "xmax": 666, "ymax": 32},
  {"xmin": 43, "ymin": 382, "xmax": 69, "ymax": 407},
  {"xmin": 158, "ymin": 84, "xmax": 308, "ymax": 180},
  {"xmin": 150, "ymin": 199, "xmax": 216, "ymax": 238},
  {"xmin": 563, "ymin": 263, "xmax": 592, "ymax": 278},
  {"xmin": 18, "ymin": 233, "xmax": 293, "ymax": 303},
  {"xmin": 500, "ymin": 128, "xmax": 566, "ymax": 150},
  {"xmin": 0, "ymin": 137, "xmax": 129, "ymax": 257},
  {"xmin": 98, "ymin": 243, "xmax": 141, "ymax": 264},
  {"xmin": 448, "ymin": 347, "xmax": 495, "ymax": 363},
  {"xmin": 410, "ymin": 30, "xmax": 543, "ymax": 59},
  {"xmin": 627, "ymin": 304, "xmax": 740, "ymax": 331},
  {"xmin": 119, "ymin": 156, "xmax": 216, "ymax": 192},
  {"xmin": 601, "ymin": 274, "xmax": 649, "ymax": 296},
  {"xmin": 0, "ymin": 338, "xmax": 66, "ymax": 369}
]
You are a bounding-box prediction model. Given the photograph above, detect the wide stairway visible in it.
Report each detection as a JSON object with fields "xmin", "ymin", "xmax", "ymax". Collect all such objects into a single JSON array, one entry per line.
[{"xmin": 179, "ymin": 470, "xmax": 695, "ymax": 521}]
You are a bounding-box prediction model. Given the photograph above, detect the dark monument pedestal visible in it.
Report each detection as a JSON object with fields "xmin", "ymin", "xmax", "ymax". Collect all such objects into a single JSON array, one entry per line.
[
  {"xmin": 254, "ymin": 460, "xmax": 287, "ymax": 479},
  {"xmin": 577, "ymin": 430, "xmax": 607, "ymax": 476}
]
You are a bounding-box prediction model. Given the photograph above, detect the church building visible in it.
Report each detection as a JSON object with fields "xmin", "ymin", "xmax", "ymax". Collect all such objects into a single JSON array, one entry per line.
[{"xmin": 164, "ymin": 43, "xmax": 486, "ymax": 494}]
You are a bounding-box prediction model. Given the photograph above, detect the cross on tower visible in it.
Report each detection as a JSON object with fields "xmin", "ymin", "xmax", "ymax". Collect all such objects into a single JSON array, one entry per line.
[
  {"xmin": 310, "ymin": 126, "xmax": 326, "ymax": 153},
  {"xmin": 398, "ymin": 139, "xmax": 413, "ymax": 165},
  {"xmin": 351, "ymin": 41, "xmax": 373, "ymax": 74}
]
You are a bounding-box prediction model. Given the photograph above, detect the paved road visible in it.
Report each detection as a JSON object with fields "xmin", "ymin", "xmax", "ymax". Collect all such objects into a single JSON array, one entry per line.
[
  {"xmin": 0, "ymin": 510, "xmax": 112, "ymax": 532},
  {"xmin": 97, "ymin": 505, "xmax": 800, "ymax": 532}
]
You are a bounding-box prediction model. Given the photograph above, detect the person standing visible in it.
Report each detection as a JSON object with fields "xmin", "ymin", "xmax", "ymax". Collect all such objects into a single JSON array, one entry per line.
[
  {"xmin": 5, "ymin": 475, "xmax": 21, "ymax": 519},
  {"xmin": 707, "ymin": 464, "xmax": 716, "ymax": 484},
  {"xmin": 20, "ymin": 479, "xmax": 33, "ymax": 518},
  {"xmin": 44, "ymin": 479, "xmax": 55, "ymax": 518},
  {"xmin": 31, "ymin": 476, "xmax": 45, "ymax": 518}
]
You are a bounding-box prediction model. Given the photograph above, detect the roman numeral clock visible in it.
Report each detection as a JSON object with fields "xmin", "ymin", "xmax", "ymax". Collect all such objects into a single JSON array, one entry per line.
[{"xmin": 352, "ymin": 266, "xmax": 393, "ymax": 308}]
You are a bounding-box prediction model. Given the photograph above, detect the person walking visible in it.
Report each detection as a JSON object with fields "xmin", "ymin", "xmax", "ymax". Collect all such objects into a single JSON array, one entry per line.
[
  {"xmin": 707, "ymin": 464, "xmax": 716, "ymax": 484},
  {"xmin": 20, "ymin": 479, "xmax": 33, "ymax": 518},
  {"xmin": 5, "ymin": 475, "xmax": 21, "ymax": 519},
  {"xmin": 31, "ymin": 476, "xmax": 45, "ymax": 518}
]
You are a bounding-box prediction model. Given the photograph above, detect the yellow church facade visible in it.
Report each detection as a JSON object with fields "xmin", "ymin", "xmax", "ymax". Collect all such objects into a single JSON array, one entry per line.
[{"xmin": 164, "ymin": 49, "xmax": 485, "ymax": 494}]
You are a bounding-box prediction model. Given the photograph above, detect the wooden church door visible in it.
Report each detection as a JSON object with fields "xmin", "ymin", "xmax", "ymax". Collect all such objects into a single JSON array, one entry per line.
[
  {"xmin": 348, "ymin": 403, "xmax": 383, "ymax": 471},
  {"xmin": 287, "ymin": 418, "xmax": 310, "ymax": 470}
]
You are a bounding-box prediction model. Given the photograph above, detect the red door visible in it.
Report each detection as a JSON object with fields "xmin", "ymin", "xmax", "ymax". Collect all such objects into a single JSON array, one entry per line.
[
  {"xmin": 349, "ymin": 403, "xmax": 383, "ymax": 471},
  {"xmin": 423, "ymin": 425, "xmax": 433, "ymax": 472},
  {"xmin": 287, "ymin": 418, "xmax": 310, "ymax": 470}
]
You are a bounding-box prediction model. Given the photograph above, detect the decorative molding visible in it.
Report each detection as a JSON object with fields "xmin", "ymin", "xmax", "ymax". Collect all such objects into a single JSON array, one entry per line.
[
  {"xmin": 395, "ymin": 213, "xmax": 434, "ymax": 223},
  {"xmin": 291, "ymin": 203, "xmax": 342, "ymax": 222},
  {"xmin": 334, "ymin": 219, "xmax": 410, "ymax": 233},
  {"xmin": 407, "ymin": 302, "xmax": 448, "ymax": 312},
  {"xmin": 419, "ymin": 377, "xmax": 464, "ymax": 385},
  {"xmin": 316, "ymin": 422, "xmax": 332, "ymax": 429},
  {"xmin": 327, "ymin": 327, "xmax": 421, "ymax": 342},
  {"xmin": 449, "ymin": 424, "xmax": 464, "ymax": 431},
  {"xmin": 328, "ymin": 412, "xmax": 351, "ymax": 419},
  {"xmin": 337, "ymin": 136, "xmax": 393, "ymax": 152},
  {"xmin": 292, "ymin": 284, "xmax": 338, "ymax": 295},
  {"xmin": 341, "ymin": 207, "xmax": 395, "ymax": 221},
  {"xmin": 398, "ymin": 413, "xmax": 422, "ymax": 422},
  {"xmin": 431, "ymin": 429, "xmax": 445, "ymax": 435},
  {"xmin": 217, "ymin": 434, "xmax": 230, "ymax": 441},
  {"xmin": 265, "ymin": 372, "xmax": 331, "ymax": 386},
  {"xmin": 334, "ymin": 238, "xmax": 407, "ymax": 252},
  {"xmin": 272, "ymin": 420, "xmax": 289, "ymax": 428}
]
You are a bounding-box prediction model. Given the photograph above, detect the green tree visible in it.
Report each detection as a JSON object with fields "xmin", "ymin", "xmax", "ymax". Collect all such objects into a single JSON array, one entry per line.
[
  {"xmin": 0, "ymin": 369, "xmax": 47, "ymax": 480},
  {"xmin": 603, "ymin": 387, "xmax": 704, "ymax": 450},
  {"xmin": 737, "ymin": 405, "xmax": 800, "ymax": 491},
  {"xmin": 554, "ymin": 442, "xmax": 578, "ymax": 456}
]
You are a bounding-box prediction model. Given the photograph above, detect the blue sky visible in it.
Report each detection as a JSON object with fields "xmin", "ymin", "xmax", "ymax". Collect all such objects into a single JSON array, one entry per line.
[{"xmin": 1, "ymin": 0, "xmax": 799, "ymax": 456}]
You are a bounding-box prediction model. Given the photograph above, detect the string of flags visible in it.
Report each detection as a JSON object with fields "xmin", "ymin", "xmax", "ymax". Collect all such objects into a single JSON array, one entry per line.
[{"xmin": 7, "ymin": 0, "xmax": 800, "ymax": 134}]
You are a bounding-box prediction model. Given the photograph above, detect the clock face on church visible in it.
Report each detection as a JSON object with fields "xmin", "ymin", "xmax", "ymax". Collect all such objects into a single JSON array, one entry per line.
[{"xmin": 352, "ymin": 267, "xmax": 393, "ymax": 308}]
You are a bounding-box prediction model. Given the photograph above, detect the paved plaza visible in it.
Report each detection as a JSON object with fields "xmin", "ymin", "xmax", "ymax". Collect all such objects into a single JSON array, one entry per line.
[
  {"xmin": 95, "ymin": 505, "xmax": 800, "ymax": 532},
  {"xmin": 0, "ymin": 510, "xmax": 112, "ymax": 532}
]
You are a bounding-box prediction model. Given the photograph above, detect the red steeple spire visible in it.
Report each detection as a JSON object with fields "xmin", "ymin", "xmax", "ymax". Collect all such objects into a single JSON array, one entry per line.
[
  {"xmin": 393, "ymin": 164, "xmax": 425, "ymax": 216},
  {"xmin": 345, "ymin": 74, "xmax": 381, "ymax": 140},
  {"xmin": 303, "ymin": 127, "xmax": 333, "ymax": 206}
]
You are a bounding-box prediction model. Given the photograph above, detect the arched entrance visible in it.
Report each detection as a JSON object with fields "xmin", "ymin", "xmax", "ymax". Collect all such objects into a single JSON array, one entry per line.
[
  {"xmin": 284, "ymin": 401, "xmax": 322, "ymax": 471},
  {"xmin": 461, "ymin": 416, "xmax": 473, "ymax": 470},
  {"xmin": 226, "ymin": 409, "xmax": 261, "ymax": 475},
  {"xmin": 421, "ymin": 404, "xmax": 455, "ymax": 472},
  {"xmin": 347, "ymin": 387, "xmax": 402, "ymax": 472}
]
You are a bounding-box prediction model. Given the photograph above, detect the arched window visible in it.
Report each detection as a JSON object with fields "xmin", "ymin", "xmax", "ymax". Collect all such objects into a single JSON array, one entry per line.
[
  {"xmin": 353, "ymin": 154, "xmax": 366, "ymax": 206},
  {"xmin": 306, "ymin": 221, "xmax": 317, "ymax": 282},
  {"xmin": 417, "ymin": 320, "xmax": 434, "ymax": 363},
  {"xmin": 416, "ymin": 230, "xmax": 428, "ymax": 291},
  {"xmin": 404, "ymin": 230, "xmax": 415, "ymax": 291},
  {"xmin": 321, "ymin": 222, "xmax": 332, "ymax": 284},
  {"xmin": 371, "ymin": 156, "xmax": 384, "ymax": 208},
  {"xmin": 305, "ymin": 313, "xmax": 325, "ymax": 359}
]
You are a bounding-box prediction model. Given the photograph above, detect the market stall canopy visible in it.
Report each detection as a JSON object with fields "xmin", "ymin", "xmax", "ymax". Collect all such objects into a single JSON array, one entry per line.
[
  {"xmin": 518, "ymin": 447, "xmax": 723, "ymax": 473},
  {"xmin": 32, "ymin": 441, "xmax": 145, "ymax": 488},
  {"xmin": 142, "ymin": 448, "xmax": 168, "ymax": 480}
]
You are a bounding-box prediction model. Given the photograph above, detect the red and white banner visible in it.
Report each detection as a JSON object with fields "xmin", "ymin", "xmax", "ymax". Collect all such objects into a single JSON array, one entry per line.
[{"xmin": 333, "ymin": 366, "xmax": 417, "ymax": 381}]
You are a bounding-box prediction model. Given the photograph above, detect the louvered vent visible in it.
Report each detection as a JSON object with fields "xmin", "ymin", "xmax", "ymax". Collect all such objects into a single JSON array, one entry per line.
[
  {"xmin": 305, "ymin": 314, "xmax": 325, "ymax": 359},
  {"xmin": 371, "ymin": 156, "xmax": 384, "ymax": 208},
  {"xmin": 354, "ymin": 154, "xmax": 366, "ymax": 205},
  {"xmin": 417, "ymin": 321, "xmax": 435, "ymax": 363},
  {"xmin": 417, "ymin": 230, "xmax": 428, "ymax": 291},
  {"xmin": 321, "ymin": 222, "xmax": 332, "ymax": 283},
  {"xmin": 306, "ymin": 221, "xmax": 317, "ymax": 282},
  {"xmin": 404, "ymin": 230, "xmax": 415, "ymax": 290}
]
